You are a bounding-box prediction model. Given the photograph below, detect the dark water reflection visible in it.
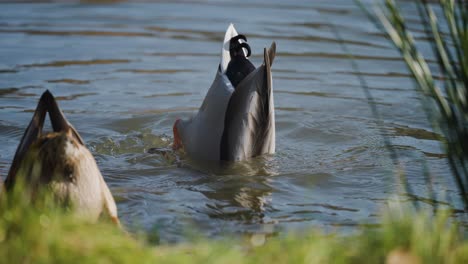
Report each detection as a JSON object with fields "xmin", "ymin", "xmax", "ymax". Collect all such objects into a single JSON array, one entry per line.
[{"xmin": 0, "ymin": 1, "xmax": 463, "ymax": 242}]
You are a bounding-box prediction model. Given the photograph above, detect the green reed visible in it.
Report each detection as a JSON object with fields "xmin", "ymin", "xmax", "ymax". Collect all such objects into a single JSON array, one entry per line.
[{"xmin": 358, "ymin": 0, "xmax": 468, "ymax": 209}]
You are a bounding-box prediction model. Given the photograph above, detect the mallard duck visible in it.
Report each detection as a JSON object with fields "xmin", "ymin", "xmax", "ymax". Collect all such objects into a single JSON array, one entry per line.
[
  {"xmin": 173, "ymin": 24, "xmax": 276, "ymax": 161},
  {"xmin": 5, "ymin": 90, "xmax": 119, "ymax": 225}
]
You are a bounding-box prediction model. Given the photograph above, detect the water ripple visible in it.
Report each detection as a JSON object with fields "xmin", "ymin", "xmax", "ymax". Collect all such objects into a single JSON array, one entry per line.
[{"xmin": 21, "ymin": 59, "xmax": 131, "ymax": 68}]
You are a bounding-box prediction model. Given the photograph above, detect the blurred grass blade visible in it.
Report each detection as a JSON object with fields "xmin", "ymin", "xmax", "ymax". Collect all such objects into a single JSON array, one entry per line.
[{"xmin": 358, "ymin": 0, "xmax": 468, "ymax": 210}]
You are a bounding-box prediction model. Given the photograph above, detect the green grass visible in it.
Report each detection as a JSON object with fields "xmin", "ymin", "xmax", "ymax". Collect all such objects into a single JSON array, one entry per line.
[{"xmin": 1, "ymin": 185, "xmax": 467, "ymax": 263}]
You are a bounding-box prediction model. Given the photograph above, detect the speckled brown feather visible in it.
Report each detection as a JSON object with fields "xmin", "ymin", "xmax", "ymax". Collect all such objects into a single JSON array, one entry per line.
[{"xmin": 5, "ymin": 90, "xmax": 119, "ymax": 225}]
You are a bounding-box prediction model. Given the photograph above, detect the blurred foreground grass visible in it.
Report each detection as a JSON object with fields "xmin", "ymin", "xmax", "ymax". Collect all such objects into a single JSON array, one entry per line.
[
  {"xmin": 1, "ymin": 185, "xmax": 467, "ymax": 263},
  {"xmin": 2, "ymin": 0, "xmax": 468, "ymax": 263}
]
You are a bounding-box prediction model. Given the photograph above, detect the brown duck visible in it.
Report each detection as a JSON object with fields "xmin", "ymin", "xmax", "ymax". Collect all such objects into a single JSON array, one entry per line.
[{"xmin": 4, "ymin": 90, "xmax": 119, "ymax": 225}]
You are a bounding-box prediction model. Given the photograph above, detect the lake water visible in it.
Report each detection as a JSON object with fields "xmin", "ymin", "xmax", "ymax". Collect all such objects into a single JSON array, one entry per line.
[{"xmin": 0, "ymin": 1, "xmax": 461, "ymax": 242}]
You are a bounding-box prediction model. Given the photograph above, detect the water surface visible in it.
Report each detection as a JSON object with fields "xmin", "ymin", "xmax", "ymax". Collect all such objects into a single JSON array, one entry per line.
[{"xmin": 0, "ymin": 1, "xmax": 460, "ymax": 242}]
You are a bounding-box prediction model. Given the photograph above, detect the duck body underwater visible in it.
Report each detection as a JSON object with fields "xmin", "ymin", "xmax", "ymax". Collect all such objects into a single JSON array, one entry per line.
[
  {"xmin": 4, "ymin": 90, "xmax": 119, "ymax": 225},
  {"xmin": 173, "ymin": 24, "xmax": 276, "ymax": 162}
]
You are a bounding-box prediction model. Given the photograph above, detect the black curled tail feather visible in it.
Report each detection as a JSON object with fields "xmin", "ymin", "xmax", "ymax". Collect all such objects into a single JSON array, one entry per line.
[
  {"xmin": 229, "ymin": 34, "xmax": 250, "ymax": 57},
  {"xmin": 226, "ymin": 35, "xmax": 256, "ymax": 88}
]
